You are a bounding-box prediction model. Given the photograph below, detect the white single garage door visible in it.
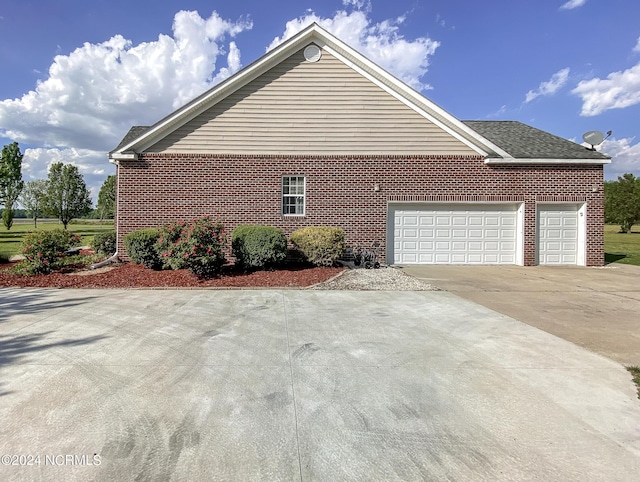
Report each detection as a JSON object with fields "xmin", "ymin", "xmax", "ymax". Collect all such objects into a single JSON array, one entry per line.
[
  {"xmin": 389, "ymin": 204, "xmax": 518, "ymax": 265},
  {"xmin": 537, "ymin": 205, "xmax": 579, "ymax": 265}
]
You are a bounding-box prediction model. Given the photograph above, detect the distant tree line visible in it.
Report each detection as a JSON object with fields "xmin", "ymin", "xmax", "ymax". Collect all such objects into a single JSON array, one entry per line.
[
  {"xmin": 604, "ymin": 173, "xmax": 640, "ymax": 233},
  {"xmin": 0, "ymin": 141, "xmax": 115, "ymax": 230}
]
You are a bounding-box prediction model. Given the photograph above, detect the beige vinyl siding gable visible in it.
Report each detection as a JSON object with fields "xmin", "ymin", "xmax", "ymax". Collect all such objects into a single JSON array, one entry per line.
[{"xmin": 147, "ymin": 48, "xmax": 476, "ymax": 155}]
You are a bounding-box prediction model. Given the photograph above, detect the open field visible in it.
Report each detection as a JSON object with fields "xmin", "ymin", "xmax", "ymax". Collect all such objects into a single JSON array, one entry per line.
[
  {"xmin": 604, "ymin": 223, "xmax": 640, "ymax": 266},
  {"xmin": 0, "ymin": 220, "xmax": 114, "ymax": 261}
]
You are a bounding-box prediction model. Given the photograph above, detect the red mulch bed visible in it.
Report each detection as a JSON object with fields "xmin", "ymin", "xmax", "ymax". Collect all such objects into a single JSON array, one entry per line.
[{"xmin": 0, "ymin": 262, "xmax": 344, "ymax": 289}]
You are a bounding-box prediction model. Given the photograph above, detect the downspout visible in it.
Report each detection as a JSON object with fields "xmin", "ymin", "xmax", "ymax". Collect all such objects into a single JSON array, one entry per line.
[{"xmin": 91, "ymin": 157, "xmax": 120, "ymax": 269}]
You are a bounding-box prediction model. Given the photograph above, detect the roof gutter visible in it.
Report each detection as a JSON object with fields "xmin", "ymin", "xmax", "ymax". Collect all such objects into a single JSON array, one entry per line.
[{"xmin": 484, "ymin": 158, "xmax": 611, "ymax": 165}]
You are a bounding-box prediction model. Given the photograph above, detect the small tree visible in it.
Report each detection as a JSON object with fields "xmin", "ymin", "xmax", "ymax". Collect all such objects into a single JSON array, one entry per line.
[
  {"xmin": 0, "ymin": 142, "xmax": 25, "ymax": 230},
  {"xmin": 42, "ymin": 162, "xmax": 92, "ymax": 229},
  {"xmin": 19, "ymin": 179, "xmax": 48, "ymax": 228},
  {"xmin": 96, "ymin": 175, "xmax": 116, "ymax": 220},
  {"xmin": 604, "ymin": 173, "xmax": 640, "ymax": 233}
]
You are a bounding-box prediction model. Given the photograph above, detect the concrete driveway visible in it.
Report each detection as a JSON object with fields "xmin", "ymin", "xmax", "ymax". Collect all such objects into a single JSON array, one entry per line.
[
  {"xmin": 399, "ymin": 264, "xmax": 640, "ymax": 366},
  {"xmin": 1, "ymin": 288, "xmax": 639, "ymax": 481}
]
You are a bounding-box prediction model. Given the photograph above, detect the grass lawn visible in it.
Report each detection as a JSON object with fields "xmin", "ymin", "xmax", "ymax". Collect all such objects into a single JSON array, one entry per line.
[
  {"xmin": 604, "ymin": 224, "xmax": 640, "ymax": 266},
  {"xmin": 628, "ymin": 366, "xmax": 640, "ymax": 400},
  {"xmin": 0, "ymin": 220, "xmax": 114, "ymax": 262}
]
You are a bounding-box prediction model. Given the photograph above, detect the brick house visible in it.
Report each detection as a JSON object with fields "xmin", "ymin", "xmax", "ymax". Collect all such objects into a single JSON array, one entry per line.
[{"xmin": 110, "ymin": 23, "xmax": 610, "ymax": 266}]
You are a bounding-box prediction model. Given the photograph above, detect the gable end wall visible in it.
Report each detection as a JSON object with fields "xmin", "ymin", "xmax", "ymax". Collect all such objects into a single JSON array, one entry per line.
[{"xmin": 146, "ymin": 50, "xmax": 478, "ymax": 156}]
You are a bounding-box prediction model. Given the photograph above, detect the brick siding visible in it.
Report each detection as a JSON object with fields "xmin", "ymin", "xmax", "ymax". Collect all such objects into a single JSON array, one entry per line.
[{"xmin": 115, "ymin": 154, "xmax": 605, "ymax": 266}]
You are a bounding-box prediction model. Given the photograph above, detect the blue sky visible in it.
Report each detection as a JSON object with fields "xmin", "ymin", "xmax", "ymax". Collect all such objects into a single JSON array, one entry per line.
[{"xmin": 1, "ymin": 0, "xmax": 639, "ymax": 200}]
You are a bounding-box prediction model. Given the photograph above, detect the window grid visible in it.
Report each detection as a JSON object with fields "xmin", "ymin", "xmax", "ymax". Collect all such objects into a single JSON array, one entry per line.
[{"xmin": 282, "ymin": 176, "xmax": 305, "ymax": 215}]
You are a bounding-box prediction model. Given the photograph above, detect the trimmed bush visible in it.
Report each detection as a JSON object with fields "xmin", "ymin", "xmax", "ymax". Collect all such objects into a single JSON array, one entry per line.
[
  {"xmin": 232, "ymin": 225, "xmax": 287, "ymax": 270},
  {"xmin": 20, "ymin": 229, "xmax": 82, "ymax": 274},
  {"xmin": 290, "ymin": 226, "xmax": 346, "ymax": 267},
  {"xmin": 156, "ymin": 217, "xmax": 227, "ymax": 278},
  {"xmin": 92, "ymin": 230, "xmax": 116, "ymax": 256},
  {"xmin": 124, "ymin": 228, "xmax": 161, "ymax": 269}
]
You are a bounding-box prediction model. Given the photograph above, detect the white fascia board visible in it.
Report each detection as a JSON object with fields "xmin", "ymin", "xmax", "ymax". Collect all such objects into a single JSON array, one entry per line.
[
  {"xmin": 109, "ymin": 152, "xmax": 138, "ymax": 161},
  {"xmin": 484, "ymin": 158, "xmax": 611, "ymax": 165}
]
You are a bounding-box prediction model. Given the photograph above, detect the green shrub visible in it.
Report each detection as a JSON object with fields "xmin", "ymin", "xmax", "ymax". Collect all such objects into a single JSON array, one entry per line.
[
  {"xmin": 19, "ymin": 229, "xmax": 82, "ymax": 274},
  {"xmin": 124, "ymin": 228, "xmax": 161, "ymax": 269},
  {"xmin": 156, "ymin": 217, "xmax": 227, "ymax": 278},
  {"xmin": 92, "ymin": 230, "xmax": 116, "ymax": 256},
  {"xmin": 232, "ymin": 225, "xmax": 288, "ymax": 270},
  {"xmin": 290, "ymin": 226, "xmax": 346, "ymax": 267}
]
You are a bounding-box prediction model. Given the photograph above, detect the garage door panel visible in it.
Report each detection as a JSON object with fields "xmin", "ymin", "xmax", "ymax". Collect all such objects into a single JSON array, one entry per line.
[
  {"xmin": 419, "ymin": 216, "xmax": 435, "ymax": 226},
  {"xmin": 403, "ymin": 253, "xmax": 417, "ymax": 263},
  {"xmin": 391, "ymin": 204, "xmax": 518, "ymax": 265},
  {"xmin": 451, "ymin": 254, "xmax": 466, "ymax": 263},
  {"xmin": 435, "ymin": 253, "xmax": 451, "ymax": 263},
  {"xmin": 418, "ymin": 253, "xmax": 434, "ymax": 263}
]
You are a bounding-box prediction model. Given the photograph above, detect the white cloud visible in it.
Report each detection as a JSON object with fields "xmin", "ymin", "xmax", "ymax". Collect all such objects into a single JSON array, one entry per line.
[
  {"xmin": 342, "ymin": 0, "xmax": 372, "ymax": 11},
  {"xmin": 0, "ymin": 10, "xmax": 252, "ymax": 154},
  {"xmin": 211, "ymin": 41, "xmax": 242, "ymax": 85},
  {"xmin": 634, "ymin": 36, "xmax": 640, "ymax": 53},
  {"xmin": 600, "ymin": 137, "xmax": 640, "ymax": 179},
  {"xmin": 525, "ymin": 68, "xmax": 570, "ymax": 103},
  {"xmin": 21, "ymin": 148, "xmax": 113, "ymax": 202},
  {"xmin": 487, "ymin": 105, "xmax": 507, "ymax": 118},
  {"xmin": 572, "ymin": 63, "xmax": 640, "ymax": 116},
  {"xmin": 560, "ymin": 0, "xmax": 587, "ymax": 10},
  {"xmin": 0, "ymin": 10, "xmax": 251, "ymax": 200},
  {"xmin": 268, "ymin": 5, "xmax": 439, "ymax": 91}
]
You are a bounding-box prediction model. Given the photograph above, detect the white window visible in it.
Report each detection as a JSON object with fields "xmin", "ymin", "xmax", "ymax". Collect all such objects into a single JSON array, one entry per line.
[{"xmin": 282, "ymin": 176, "xmax": 305, "ymax": 215}]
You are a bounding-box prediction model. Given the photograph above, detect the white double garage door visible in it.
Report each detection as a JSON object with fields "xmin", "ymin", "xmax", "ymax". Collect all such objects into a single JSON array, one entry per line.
[{"xmin": 388, "ymin": 203, "xmax": 585, "ymax": 266}]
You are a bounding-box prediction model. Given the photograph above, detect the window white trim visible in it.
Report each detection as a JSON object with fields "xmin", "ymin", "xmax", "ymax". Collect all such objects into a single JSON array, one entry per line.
[{"xmin": 282, "ymin": 176, "xmax": 306, "ymax": 216}]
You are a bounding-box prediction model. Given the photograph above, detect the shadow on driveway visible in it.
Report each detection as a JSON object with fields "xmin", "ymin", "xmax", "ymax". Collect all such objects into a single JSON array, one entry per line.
[
  {"xmin": 0, "ymin": 288, "xmax": 95, "ymax": 324},
  {"xmin": 0, "ymin": 331, "xmax": 108, "ymax": 367}
]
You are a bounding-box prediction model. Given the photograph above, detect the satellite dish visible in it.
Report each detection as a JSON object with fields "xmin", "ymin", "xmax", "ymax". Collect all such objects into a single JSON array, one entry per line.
[
  {"xmin": 582, "ymin": 130, "xmax": 612, "ymax": 151},
  {"xmin": 583, "ymin": 130, "xmax": 604, "ymax": 146}
]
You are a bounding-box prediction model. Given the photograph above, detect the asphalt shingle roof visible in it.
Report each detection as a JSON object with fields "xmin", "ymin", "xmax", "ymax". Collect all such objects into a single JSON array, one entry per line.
[
  {"xmin": 111, "ymin": 126, "xmax": 150, "ymax": 154},
  {"xmin": 112, "ymin": 121, "xmax": 610, "ymax": 162},
  {"xmin": 462, "ymin": 120, "xmax": 610, "ymax": 160}
]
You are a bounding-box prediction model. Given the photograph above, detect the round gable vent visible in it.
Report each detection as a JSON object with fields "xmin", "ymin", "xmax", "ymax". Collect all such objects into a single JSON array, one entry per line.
[{"xmin": 303, "ymin": 44, "xmax": 322, "ymax": 62}]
